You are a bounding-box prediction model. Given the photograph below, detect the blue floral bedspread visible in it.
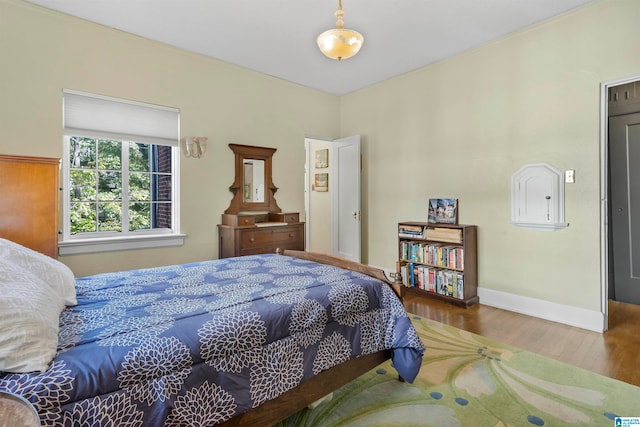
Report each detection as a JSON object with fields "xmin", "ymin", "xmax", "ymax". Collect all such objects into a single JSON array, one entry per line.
[{"xmin": 0, "ymin": 254, "xmax": 424, "ymax": 426}]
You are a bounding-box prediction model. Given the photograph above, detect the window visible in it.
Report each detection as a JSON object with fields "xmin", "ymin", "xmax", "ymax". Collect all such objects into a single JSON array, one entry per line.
[
  {"xmin": 59, "ymin": 90, "xmax": 183, "ymax": 255},
  {"xmin": 68, "ymin": 137, "xmax": 173, "ymax": 234}
]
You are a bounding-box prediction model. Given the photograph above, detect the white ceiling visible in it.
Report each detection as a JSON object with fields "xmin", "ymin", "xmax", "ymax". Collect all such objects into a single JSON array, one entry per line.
[{"xmin": 26, "ymin": 0, "xmax": 597, "ymax": 96}]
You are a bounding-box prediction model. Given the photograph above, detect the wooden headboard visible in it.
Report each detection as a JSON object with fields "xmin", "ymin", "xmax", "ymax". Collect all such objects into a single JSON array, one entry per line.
[{"xmin": 0, "ymin": 154, "xmax": 60, "ymax": 258}]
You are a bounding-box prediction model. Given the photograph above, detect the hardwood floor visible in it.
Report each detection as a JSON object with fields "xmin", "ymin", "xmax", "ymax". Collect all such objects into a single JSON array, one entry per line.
[{"xmin": 403, "ymin": 295, "xmax": 640, "ymax": 387}]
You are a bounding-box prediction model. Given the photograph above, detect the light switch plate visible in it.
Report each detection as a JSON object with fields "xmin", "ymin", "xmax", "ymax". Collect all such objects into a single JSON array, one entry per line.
[{"xmin": 565, "ymin": 170, "xmax": 575, "ymax": 183}]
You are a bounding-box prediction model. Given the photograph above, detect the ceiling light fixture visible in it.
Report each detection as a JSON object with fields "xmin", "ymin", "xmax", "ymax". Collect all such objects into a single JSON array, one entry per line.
[{"xmin": 316, "ymin": 0, "xmax": 363, "ymax": 61}]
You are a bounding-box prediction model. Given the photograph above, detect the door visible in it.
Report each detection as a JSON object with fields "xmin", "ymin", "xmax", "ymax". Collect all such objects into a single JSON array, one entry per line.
[
  {"xmin": 331, "ymin": 135, "xmax": 361, "ymax": 262},
  {"xmin": 609, "ymin": 112, "xmax": 640, "ymax": 304}
]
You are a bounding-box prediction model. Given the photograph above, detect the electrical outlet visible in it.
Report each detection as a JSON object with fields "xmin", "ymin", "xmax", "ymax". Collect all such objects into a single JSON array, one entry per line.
[{"xmin": 565, "ymin": 170, "xmax": 575, "ymax": 183}]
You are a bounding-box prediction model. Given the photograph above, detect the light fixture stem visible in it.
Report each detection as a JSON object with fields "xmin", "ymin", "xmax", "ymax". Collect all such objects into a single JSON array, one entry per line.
[{"xmin": 334, "ymin": 0, "xmax": 345, "ymax": 29}]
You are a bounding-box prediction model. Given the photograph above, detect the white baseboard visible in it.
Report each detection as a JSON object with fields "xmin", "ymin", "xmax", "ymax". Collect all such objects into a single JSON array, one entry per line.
[
  {"xmin": 373, "ymin": 265, "xmax": 605, "ymax": 333},
  {"xmin": 478, "ymin": 287, "xmax": 605, "ymax": 333}
]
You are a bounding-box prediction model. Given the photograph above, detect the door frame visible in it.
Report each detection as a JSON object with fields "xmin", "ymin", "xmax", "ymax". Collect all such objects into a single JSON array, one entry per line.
[
  {"xmin": 304, "ymin": 136, "xmax": 334, "ymax": 252},
  {"xmin": 600, "ymin": 72, "xmax": 640, "ymax": 331},
  {"xmin": 304, "ymin": 136, "xmax": 361, "ymax": 261},
  {"xmin": 304, "ymin": 137, "xmax": 320, "ymax": 251}
]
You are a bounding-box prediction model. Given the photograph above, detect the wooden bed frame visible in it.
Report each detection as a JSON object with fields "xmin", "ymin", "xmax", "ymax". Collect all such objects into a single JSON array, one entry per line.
[
  {"xmin": 0, "ymin": 154, "xmax": 59, "ymax": 258},
  {"xmin": 221, "ymin": 349, "xmax": 391, "ymax": 426},
  {"xmin": 0, "ymin": 154, "xmax": 403, "ymax": 427}
]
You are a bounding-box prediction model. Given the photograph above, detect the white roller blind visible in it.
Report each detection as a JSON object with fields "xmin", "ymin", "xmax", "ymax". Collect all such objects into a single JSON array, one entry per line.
[{"xmin": 63, "ymin": 89, "xmax": 180, "ymax": 146}]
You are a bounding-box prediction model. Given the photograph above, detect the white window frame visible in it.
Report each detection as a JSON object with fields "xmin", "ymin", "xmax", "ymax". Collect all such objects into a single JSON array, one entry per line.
[{"xmin": 59, "ymin": 90, "xmax": 184, "ymax": 255}]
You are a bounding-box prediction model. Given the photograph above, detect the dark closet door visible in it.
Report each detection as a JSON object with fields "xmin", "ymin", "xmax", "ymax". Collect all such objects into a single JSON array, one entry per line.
[{"xmin": 610, "ymin": 112, "xmax": 640, "ymax": 304}]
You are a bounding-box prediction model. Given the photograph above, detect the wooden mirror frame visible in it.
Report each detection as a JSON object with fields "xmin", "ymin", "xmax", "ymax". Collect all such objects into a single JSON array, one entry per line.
[{"xmin": 224, "ymin": 144, "xmax": 282, "ymax": 214}]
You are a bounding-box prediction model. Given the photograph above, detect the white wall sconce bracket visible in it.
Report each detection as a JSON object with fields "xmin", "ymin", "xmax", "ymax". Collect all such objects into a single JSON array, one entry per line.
[{"xmin": 180, "ymin": 136, "xmax": 208, "ymax": 158}]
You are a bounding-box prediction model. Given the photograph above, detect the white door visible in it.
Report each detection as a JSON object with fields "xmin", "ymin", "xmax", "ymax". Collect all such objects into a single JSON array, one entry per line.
[{"xmin": 331, "ymin": 135, "xmax": 361, "ymax": 262}]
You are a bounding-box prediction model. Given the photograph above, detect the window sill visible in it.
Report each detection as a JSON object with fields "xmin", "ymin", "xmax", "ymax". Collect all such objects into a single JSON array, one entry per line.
[
  {"xmin": 510, "ymin": 221, "xmax": 569, "ymax": 231},
  {"xmin": 58, "ymin": 233, "xmax": 186, "ymax": 255}
]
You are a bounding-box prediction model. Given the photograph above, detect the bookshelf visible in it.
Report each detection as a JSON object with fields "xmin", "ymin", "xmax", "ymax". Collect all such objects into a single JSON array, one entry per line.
[{"xmin": 397, "ymin": 222, "xmax": 478, "ymax": 308}]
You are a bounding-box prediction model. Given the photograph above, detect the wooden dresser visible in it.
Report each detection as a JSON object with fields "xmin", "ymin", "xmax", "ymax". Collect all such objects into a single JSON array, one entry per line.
[
  {"xmin": 218, "ymin": 212, "xmax": 304, "ymax": 258},
  {"xmin": 0, "ymin": 154, "xmax": 60, "ymax": 258},
  {"xmin": 218, "ymin": 143, "xmax": 305, "ymax": 259}
]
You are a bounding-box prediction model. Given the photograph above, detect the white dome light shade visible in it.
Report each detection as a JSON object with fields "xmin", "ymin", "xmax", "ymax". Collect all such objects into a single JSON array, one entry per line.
[
  {"xmin": 317, "ymin": 28, "xmax": 363, "ymax": 61},
  {"xmin": 316, "ymin": 0, "xmax": 363, "ymax": 61}
]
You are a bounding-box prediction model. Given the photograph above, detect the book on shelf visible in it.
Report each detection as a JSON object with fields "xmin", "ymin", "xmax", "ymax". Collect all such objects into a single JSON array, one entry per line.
[
  {"xmin": 400, "ymin": 263, "xmax": 465, "ymax": 299},
  {"xmin": 427, "ymin": 268, "xmax": 436, "ymax": 292},
  {"xmin": 409, "ymin": 262, "xmax": 415, "ymax": 287},
  {"xmin": 425, "ymin": 227, "xmax": 463, "ymax": 244},
  {"xmin": 399, "ymin": 225, "xmax": 463, "ymax": 244},
  {"xmin": 400, "ymin": 241, "xmax": 464, "ymax": 270},
  {"xmin": 398, "ymin": 224, "xmax": 427, "ymax": 239},
  {"xmin": 400, "ymin": 263, "xmax": 408, "ymax": 287},
  {"xmin": 446, "ymin": 271, "xmax": 455, "ymax": 297}
]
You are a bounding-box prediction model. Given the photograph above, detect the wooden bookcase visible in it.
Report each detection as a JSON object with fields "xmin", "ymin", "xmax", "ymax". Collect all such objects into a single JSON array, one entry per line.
[{"xmin": 397, "ymin": 222, "xmax": 478, "ymax": 308}]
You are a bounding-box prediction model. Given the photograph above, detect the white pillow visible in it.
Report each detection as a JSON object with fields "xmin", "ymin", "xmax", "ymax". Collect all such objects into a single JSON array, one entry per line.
[
  {"xmin": 0, "ymin": 260, "xmax": 64, "ymax": 373},
  {"xmin": 0, "ymin": 238, "xmax": 77, "ymax": 306}
]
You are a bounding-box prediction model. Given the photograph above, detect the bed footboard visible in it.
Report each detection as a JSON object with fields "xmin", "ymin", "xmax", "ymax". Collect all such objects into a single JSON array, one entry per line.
[
  {"xmin": 219, "ymin": 350, "xmax": 391, "ymax": 426},
  {"xmin": 278, "ymin": 249, "xmax": 404, "ymax": 299}
]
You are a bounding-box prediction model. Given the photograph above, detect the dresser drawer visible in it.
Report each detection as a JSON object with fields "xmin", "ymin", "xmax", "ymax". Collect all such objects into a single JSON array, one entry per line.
[
  {"xmin": 241, "ymin": 226, "xmax": 300, "ymax": 249},
  {"xmin": 269, "ymin": 212, "xmax": 300, "ymax": 223},
  {"xmin": 222, "ymin": 214, "xmax": 255, "ymax": 226},
  {"xmin": 218, "ymin": 221, "xmax": 304, "ymax": 259}
]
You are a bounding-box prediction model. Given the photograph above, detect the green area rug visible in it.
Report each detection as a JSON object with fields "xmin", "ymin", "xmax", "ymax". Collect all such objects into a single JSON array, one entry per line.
[{"xmin": 277, "ymin": 315, "xmax": 640, "ymax": 427}]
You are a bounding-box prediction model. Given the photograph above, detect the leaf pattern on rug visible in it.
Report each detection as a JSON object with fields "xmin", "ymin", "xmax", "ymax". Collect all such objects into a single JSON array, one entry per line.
[
  {"xmin": 277, "ymin": 315, "xmax": 640, "ymax": 427},
  {"xmin": 415, "ymin": 317, "xmax": 610, "ymax": 425}
]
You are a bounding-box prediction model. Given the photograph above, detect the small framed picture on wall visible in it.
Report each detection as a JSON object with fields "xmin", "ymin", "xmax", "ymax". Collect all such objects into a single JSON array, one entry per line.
[
  {"xmin": 315, "ymin": 149, "xmax": 328, "ymax": 169},
  {"xmin": 314, "ymin": 173, "xmax": 328, "ymax": 192}
]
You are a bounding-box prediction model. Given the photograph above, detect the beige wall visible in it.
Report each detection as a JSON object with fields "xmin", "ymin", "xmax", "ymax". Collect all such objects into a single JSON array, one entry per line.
[
  {"xmin": 341, "ymin": 0, "xmax": 640, "ymax": 313},
  {"xmin": 0, "ymin": 0, "xmax": 340, "ymax": 276},
  {"xmin": 4, "ymin": 0, "xmax": 640, "ymax": 319}
]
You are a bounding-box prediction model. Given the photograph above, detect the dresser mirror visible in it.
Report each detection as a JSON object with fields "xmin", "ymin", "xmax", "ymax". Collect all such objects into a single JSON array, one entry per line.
[
  {"xmin": 242, "ymin": 159, "xmax": 265, "ymax": 203},
  {"xmin": 225, "ymin": 144, "xmax": 281, "ymax": 214}
]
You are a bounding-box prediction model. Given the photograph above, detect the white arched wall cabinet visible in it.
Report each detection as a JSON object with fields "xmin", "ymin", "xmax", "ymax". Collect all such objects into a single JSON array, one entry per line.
[{"xmin": 511, "ymin": 163, "xmax": 569, "ymax": 231}]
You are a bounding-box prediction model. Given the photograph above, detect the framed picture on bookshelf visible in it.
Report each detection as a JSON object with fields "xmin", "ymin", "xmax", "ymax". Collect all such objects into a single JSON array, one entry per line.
[
  {"xmin": 428, "ymin": 198, "xmax": 458, "ymax": 224},
  {"xmin": 428, "ymin": 199, "xmax": 438, "ymax": 223},
  {"xmin": 315, "ymin": 149, "xmax": 328, "ymax": 169}
]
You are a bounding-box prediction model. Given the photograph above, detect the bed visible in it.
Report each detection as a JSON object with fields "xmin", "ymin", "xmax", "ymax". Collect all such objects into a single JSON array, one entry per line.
[
  {"xmin": 0, "ymin": 155, "xmax": 424, "ymax": 426},
  {"xmin": 1, "ymin": 243, "xmax": 424, "ymax": 426}
]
